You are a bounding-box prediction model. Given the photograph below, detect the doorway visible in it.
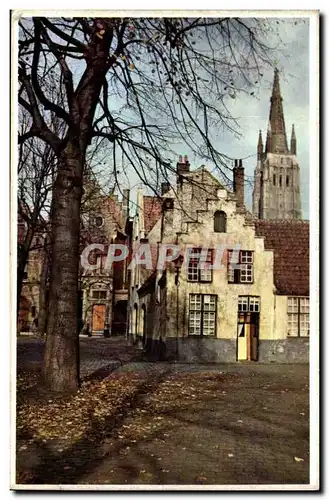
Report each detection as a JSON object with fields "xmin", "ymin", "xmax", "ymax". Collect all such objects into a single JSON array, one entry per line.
[
  {"xmin": 141, "ymin": 304, "xmax": 146, "ymax": 346},
  {"xmin": 236, "ymin": 296, "xmax": 260, "ymax": 361},
  {"xmin": 92, "ymin": 304, "xmax": 106, "ymax": 332}
]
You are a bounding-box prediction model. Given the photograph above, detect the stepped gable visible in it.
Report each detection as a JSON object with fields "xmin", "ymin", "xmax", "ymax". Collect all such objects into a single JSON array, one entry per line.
[{"xmin": 143, "ymin": 196, "xmax": 162, "ymax": 235}]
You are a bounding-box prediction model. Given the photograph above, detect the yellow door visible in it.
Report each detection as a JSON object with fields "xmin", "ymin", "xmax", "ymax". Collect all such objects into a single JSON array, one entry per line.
[
  {"xmin": 237, "ymin": 324, "xmax": 247, "ymax": 360},
  {"xmin": 92, "ymin": 304, "xmax": 105, "ymax": 332}
]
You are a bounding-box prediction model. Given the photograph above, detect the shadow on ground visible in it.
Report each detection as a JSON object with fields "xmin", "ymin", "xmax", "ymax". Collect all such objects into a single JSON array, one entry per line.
[{"xmin": 16, "ymin": 363, "xmax": 309, "ymax": 487}]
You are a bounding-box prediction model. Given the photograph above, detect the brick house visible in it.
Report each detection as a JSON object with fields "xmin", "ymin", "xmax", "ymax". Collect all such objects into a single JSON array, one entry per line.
[{"xmin": 128, "ymin": 156, "xmax": 309, "ymax": 362}]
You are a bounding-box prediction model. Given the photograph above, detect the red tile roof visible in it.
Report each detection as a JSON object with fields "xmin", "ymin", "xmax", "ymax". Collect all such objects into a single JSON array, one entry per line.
[
  {"xmin": 254, "ymin": 220, "xmax": 309, "ymax": 296},
  {"xmin": 143, "ymin": 196, "xmax": 162, "ymax": 235}
]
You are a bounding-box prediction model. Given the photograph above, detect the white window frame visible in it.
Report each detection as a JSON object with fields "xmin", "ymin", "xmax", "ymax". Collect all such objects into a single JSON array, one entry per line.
[
  {"xmin": 287, "ymin": 297, "xmax": 309, "ymax": 337},
  {"xmin": 238, "ymin": 296, "xmax": 260, "ymax": 313},
  {"xmin": 228, "ymin": 250, "xmax": 254, "ymax": 284},
  {"xmin": 189, "ymin": 294, "xmax": 217, "ymax": 336},
  {"xmin": 187, "ymin": 248, "xmax": 213, "ymax": 283}
]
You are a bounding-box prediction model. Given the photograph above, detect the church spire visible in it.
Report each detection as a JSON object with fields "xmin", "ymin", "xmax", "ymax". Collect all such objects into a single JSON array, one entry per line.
[
  {"xmin": 265, "ymin": 68, "xmax": 288, "ymax": 154},
  {"xmin": 290, "ymin": 124, "xmax": 297, "ymax": 155},
  {"xmin": 257, "ymin": 130, "xmax": 263, "ymax": 160}
]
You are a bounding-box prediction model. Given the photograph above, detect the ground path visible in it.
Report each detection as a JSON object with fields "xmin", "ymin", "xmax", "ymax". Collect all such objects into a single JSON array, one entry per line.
[{"xmin": 16, "ymin": 337, "xmax": 309, "ymax": 487}]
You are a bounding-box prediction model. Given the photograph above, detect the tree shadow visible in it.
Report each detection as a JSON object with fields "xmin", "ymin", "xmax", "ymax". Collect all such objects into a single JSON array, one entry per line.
[{"xmin": 16, "ymin": 365, "xmax": 309, "ymax": 487}]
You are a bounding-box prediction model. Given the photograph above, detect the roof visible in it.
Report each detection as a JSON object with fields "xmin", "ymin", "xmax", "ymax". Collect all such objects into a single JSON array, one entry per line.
[
  {"xmin": 254, "ymin": 220, "xmax": 309, "ymax": 296},
  {"xmin": 143, "ymin": 196, "xmax": 162, "ymax": 235}
]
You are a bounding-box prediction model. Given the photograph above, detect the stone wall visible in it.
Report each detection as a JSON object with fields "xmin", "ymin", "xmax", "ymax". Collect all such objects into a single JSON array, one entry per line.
[
  {"xmin": 258, "ymin": 338, "xmax": 309, "ymax": 363},
  {"xmin": 145, "ymin": 336, "xmax": 309, "ymax": 364}
]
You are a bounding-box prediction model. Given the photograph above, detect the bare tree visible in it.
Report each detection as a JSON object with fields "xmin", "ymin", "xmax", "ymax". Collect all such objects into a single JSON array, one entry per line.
[{"xmin": 17, "ymin": 16, "xmax": 283, "ymax": 392}]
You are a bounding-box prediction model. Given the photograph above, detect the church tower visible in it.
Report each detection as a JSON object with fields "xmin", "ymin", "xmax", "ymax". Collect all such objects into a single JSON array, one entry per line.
[{"xmin": 252, "ymin": 69, "xmax": 302, "ymax": 220}]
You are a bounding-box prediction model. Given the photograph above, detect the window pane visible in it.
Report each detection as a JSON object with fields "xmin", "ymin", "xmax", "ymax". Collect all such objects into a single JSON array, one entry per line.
[
  {"xmin": 249, "ymin": 296, "xmax": 260, "ymax": 312},
  {"xmin": 240, "ymin": 264, "xmax": 253, "ymax": 283},
  {"xmin": 238, "ymin": 296, "xmax": 249, "ymax": 312},
  {"xmin": 300, "ymin": 297, "xmax": 309, "ymax": 313},
  {"xmin": 188, "ymin": 261, "xmax": 199, "ymax": 281},
  {"xmin": 200, "ymin": 269, "xmax": 212, "ymax": 282},
  {"xmin": 241, "ymin": 251, "xmax": 253, "ymax": 263},
  {"xmin": 203, "ymin": 312, "xmax": 215, "ymax": 335},
  {"xmin": 204, "ymin": 295, "xmax": 216, "ymax": 311},
  {"xmin": 287, "ymin": 313, "xmax": 299, "ymax": 336},
  {"xmin": 227, "ymin": 265, "xmax": 235, "ymax": 283},
  {"xmin": 190, "ymin": 294, "xmax": 202, "ymax": 310},
  {"xmin": 189, "ymin": 311, "xmax": 201, "ymax": 335},
  {"xmin": 300, "ymin": 314, "xmax": 309, "ymax": 336},
  {"xmin": 287, "ymin": 297, "xmax": 299, "ymax": 313}
]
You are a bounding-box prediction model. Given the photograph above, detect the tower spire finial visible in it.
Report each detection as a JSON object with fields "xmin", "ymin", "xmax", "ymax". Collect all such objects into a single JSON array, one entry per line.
[
  {"xmin": 265, "ymin": 68, "xmax": 288, "ymax": 154},
  {"xmin": 290, "ymin": 124, "xmax": 297, "ymax": 155},
  {"xmin": 257, "ymin": 130, "xmax": 263, "ymax": 160}
]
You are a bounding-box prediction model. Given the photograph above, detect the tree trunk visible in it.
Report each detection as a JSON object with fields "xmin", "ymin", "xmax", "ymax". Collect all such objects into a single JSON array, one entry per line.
[
  {"xmin": 43, "ymin": 140, "xmax": 83, "ymax": 393},
  {"xmin": 17, "ymin": 230, "xmax": 33, "ymax": 319},
  {"xmin": 38, "ymin": 239, "xmax": 50, "ymax": 337}
]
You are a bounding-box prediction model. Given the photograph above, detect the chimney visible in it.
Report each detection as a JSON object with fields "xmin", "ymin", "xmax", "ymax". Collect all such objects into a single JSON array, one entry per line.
[
  {"xmin": 233, "ymin": 159, "xmax": 244, "ymax": 209},
  {"xmin": 161, "ymin": 182, "xmax": 170, "ymax": 195},
  {"xmin": 176, "ymin": 154, "xmax": 190, "ymax": 176},
  {"xmin": 122, "ymin": 188, "xmax": 130, "ymax": 220}
]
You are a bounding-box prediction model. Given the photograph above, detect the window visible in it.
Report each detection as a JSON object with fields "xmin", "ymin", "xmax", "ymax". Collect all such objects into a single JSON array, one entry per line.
[
  {"xmin": 287, "ymin": 297, "xmax": 309, "ymax": 337},
  {"xmin": 214, "ymin": 211, "xmax": 227, "ymax": 233},
  {"xmin": 91, "ymin": 290, "xmax": 107, "ymax": 299},
  {"xmin": 189, "ymin": 294, "xmax": 217, "ymax": 336},
  {"xmin": 279, "ymin": 175, "xmax": 282, "ymax": 187},
  {"xmin": 31, "ymin": 305, "xmax": 36, "ymax": 317},
  {"xmin": 94, "ymin": 216, "xmax": 104, "ymax": 228},
  {"xmin": 187, "ymin": 248, "xmax": 213, "ymax": 283},
  {"xmin": 238, "ymin": 296, "xmax": 260, "ymax": 313},
  {"xmin": 286, "ymin": 175, "xmax": 289, "ymax": 187},
  {"xmin": 228, "ymin": 250, "xmax": 254, "ymax": 284},
  {"xmin": 273, "ymin": 174, "xmax": 276, "ymax": 186}
]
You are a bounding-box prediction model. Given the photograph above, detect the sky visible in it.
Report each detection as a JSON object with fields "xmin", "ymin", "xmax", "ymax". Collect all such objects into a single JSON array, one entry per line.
[
  {"xmin": 215, "ymin": 18, "xmax": 310, "ymax": 219},
  {"xmin": 119, "ymin": 17, "xmax": 310, "ymax": 219}
]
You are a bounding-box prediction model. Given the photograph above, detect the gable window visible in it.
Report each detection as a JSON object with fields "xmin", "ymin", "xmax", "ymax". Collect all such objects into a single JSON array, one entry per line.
[
  {"xmin": 189, "ymin": 294, "xmax": 217, "ymax": 336},
  {"xmin": 91, "ymin": 290, "xmax": 107, "ymax": 300},
  {"xmin": 273, "ymin": 174, "xmax": 276, "ymax": 186},
  {"xmin": 214, "ymin": 211, "xmax": 227, "ymax": 233},
  {"xmin": 187, "ymin": 248, "xmax": 213, "ymax": 283},
  {"xmin": 287, "ymin": 297, "xmax": 309, "ymax": 337},
  {"xmin": 238, "ymin": 296, "xmax": 260, "ymax": 312},
  {"xmin": 228, "ymin": 250, "xmax": 254, "ymax": 284}
]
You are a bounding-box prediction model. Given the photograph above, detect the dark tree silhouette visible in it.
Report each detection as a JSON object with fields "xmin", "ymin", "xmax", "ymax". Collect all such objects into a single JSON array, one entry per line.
[{"xmin": 18, "ymin": 16, "xmax": 281, "ymax": 392}]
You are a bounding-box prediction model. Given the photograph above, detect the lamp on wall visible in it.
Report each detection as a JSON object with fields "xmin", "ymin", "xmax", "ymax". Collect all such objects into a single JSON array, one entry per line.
[{"xmin": 174, "ymin": 254, "xmax": 184, "ymax": 286}]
